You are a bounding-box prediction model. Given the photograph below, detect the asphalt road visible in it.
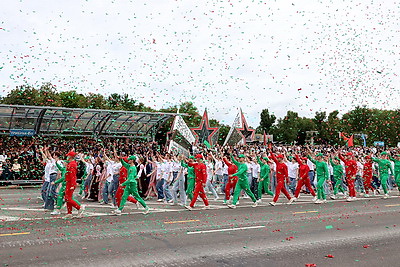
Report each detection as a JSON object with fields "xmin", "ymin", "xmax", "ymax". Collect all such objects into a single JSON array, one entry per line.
[{"xmin": 1, "ymin": 188, "xmax": 400, "ymax": 267}]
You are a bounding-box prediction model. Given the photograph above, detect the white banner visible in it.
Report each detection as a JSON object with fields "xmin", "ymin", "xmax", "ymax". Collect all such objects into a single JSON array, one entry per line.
[
  {"xmin": 172, "ymin": 116, "xmax": 196, "ymax": 145},
  {"xmin": 168, "ymin": 140, "xmax": 191, "ymax": 157},
  {"xmin": 223, "ymin": 111, "xmax": 242, "ymax": 146}
]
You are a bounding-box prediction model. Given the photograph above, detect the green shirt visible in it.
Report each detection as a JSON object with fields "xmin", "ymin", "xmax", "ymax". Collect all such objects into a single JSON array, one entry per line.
[
  {"xmin": 308, "ymin": 155, "xmax": 329, "ymax": 181},
  {"xmin": 257, "ymin": 156, "xmax": 270, "ymax": 180},
  {"xmin": 231, "ymin": 156, "xmax": 248, "ymax": 182}
]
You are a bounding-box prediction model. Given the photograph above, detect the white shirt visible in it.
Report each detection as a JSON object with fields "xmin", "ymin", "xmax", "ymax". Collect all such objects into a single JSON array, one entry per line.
[
  {"xmin": 86, "ymin": 162, "xmax": 94, "ymax": 176},
  {"xmin": 0, "ymin": 155, "xmax": 7, "ymax": 162},
  {"xmin": 206, "ymin": 161, "xmax": 213, "ymax": 181},
  {"xmin": 287, "ymin": 161, "xmax": 299, "ymax": 178},
  {"xmin": 106, "ymin": 161, "xmax": 114, "ymax": 182},
  {"xmin": 246, "ymin": 162, "xmax": 252, "ymax": 174},
  {"xmin": 162, "ymin": 161, "xmax": 172, "ymax": 182},
  {"xmin": 171, "ymin": 161, "xmax": 181, "ymax": 172},
  {"xmin": 112, "ymin": 162, "xmax": 122, "ymax": 175},
  {"xmin": 251, "ymin": 162, "xmax": 260, "ymax": 178},
  {"xmin": 222, "ymin": 163, "xmax": 228, "ymax": 175},
  {"xmin": 44, "ymin": 159, "xmax": 57, "ymax": 182},
  {"xmin": 307, "ymin": 159, "xmax": 315, "ymax": 171},
  {"xmin": 214, "ymin": 160, "xmax": 223, "ymax": 176}
]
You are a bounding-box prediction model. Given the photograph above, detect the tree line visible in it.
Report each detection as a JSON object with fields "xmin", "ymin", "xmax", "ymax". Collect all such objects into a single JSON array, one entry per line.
[{"xmin": 1, "ymin": 83, "xmax": 399, "ymax": 146}]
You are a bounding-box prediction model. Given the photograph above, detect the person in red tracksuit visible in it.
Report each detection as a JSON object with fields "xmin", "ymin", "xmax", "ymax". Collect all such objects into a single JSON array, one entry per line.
[
  {"xmin": 64, "ymin": 151, "xmax": 85, "ymax": 219},
  {"xmin": 339, "ymin": 152, "xmax": 358, "ymax": 201},
  {"xmin": 222, "ymin": 156, "xmax": 239, "ymax": 205},
  {"xmin": 289, "ymin": 154, "xmax": 316, "ymax": 203},
  {"xmin": 115, "ymin": 156, "xmax": 139, "ymax": 208},
  {"xmin": 185, "ymin": 154, "xmax": 210, "ymax": 210},
  {"xmin": 362, "ymin": 155, "xmax": 374, "ymax": 197},
  {"xmin": 269, "ymin": 152, "xmax": 292, "ymax": 206}
]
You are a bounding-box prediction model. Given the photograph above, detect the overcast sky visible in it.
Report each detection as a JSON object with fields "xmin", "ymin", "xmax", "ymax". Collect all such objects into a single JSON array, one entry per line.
[{"xmin": 1, "ymin": 0, "xmax": 399, "ymax": 127}]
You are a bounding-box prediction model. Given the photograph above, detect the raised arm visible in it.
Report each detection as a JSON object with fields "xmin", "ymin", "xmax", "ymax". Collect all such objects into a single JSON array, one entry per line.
[
  {"xmin": 120, "ymin": 158, "xmax": 130, "ymax": 169},
  {"xmin": 231, "ymin": 155, "xmax": 239, "ymax": 166}
]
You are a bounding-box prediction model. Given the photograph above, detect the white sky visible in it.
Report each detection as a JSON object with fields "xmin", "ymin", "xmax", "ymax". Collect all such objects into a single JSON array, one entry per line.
[{"xmin": 1, "ymin": 0, "xmax": 399, "ymax": 127}]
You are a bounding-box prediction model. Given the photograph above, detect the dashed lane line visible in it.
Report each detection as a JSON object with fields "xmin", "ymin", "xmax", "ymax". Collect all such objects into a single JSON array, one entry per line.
[{"xmin": 187, "ymin": 225, "xmax": 266, "ymax": 235}]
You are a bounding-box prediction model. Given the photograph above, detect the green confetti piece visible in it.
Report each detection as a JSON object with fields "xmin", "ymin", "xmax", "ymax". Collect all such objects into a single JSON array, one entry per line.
[{"xmin": 325, "ymin": 225, "xmax": 333, "ymax": 229}]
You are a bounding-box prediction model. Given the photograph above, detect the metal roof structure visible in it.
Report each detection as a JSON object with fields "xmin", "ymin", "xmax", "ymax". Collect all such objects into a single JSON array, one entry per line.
[{"xmin": 0, "ymin": 104, "xmax": 179, "ymax": 139}]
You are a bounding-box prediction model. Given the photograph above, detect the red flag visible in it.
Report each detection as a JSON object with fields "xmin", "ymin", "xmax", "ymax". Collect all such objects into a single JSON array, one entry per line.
[
  {"xmin": 263, "ymin": 131, "xmax": 267, "ymax": 146},
  {"xmin": 348, "ymin": 135, "xmax": 354, "ymax": 147}
]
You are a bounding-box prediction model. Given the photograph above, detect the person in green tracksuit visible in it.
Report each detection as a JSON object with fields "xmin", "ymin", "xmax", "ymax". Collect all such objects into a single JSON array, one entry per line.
[
  {"xmin": 256, "ymin": 155, "xmax": 273, "ymax": 201},
  {"xmin": 228, "ymin": 154, "xmax": 257, "ymax": 209},
  {"xmin": 51, "ymin": 160, "xmax": 81, "ymax": 215},
  {"xmin": 182, "ymin": 156, "xmax": 195, "ymax": 200},
  {"xmin": 330, "ymin": 156, "xmax": 345, "ymax": 199},
  {"xmin": 307, "ymin": 153, "xmax": 329, "ymax": 204},
  {"xmin": 373, "ymin": 152, "xmax": 394, "ymax": 198},
  {"xmin": 79, "ymin": 158, "xmax": 88, "ymax": 196},
  {"xmin": 113, "ymin": 156, "xmax": 149, "ymax": 215},
  {"xmin": 389, "ymin": 153, "xmax": 400, "ymax": 194}
]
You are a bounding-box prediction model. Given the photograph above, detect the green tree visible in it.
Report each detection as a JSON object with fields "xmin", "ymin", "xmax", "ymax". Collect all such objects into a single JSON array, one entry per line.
[{"xmin": 258, "ymin": 109, "xmax": 276, "ymax": 134}]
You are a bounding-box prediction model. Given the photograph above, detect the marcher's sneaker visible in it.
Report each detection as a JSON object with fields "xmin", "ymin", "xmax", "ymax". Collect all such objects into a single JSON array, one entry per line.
[
  {"xmin": 330, "ymin": 195, "xmax": 336, "ymax": 200},
  {"xmin": 184, "ymin": 205, "xmax": 192, "ymax": 211},
  {"xmin": 214, "ymin": 196, "xmax": 220, "ymax": 201},
  {"xmin": 99, "ymin": 201, "xmax": 105, "ymax": 205},
  {"xmin": 51, "ymin": 210, "xmax": 61, "ymax": 215},
  {"xmin": 167, "ymin": 199, "xmax": 174, "ymax": 203},
  {"xmin": 109, "ymin": 203, "xmax": 115, "ymax": 208},
  {"xmin": 311, "ymin": 196, "xmax": 317, "ymax": 202},
  {"xmin": 314, "ymin": 199, "xmax": 322, "ymax": 204},
  {"xmin": 346, "ymin": 197, "xmax": 353, "ymax": 202},
  {"xmin": 157, "ymin": 199, "xmax": 163, "ymax": 202},
  {"xmin": 288, "ymin": 198, "xmax": 295, "ymax": 204},
  {"xmin": 112, "ymin": 209, "xmax": 122, "ymax": 216},
  {"xmin": 359, "ymin": 192, "xmax": 364, "ymax": 197},
  {"xmin": 228, "ymin": 204, "xmax": 236, "ymax": 209},
  {"xmin": 256, "ymin": 199, "xmax": 262, "ymax": 204},
  {"xmin": 223, "ymin": 199, "xmax": 227, "ymax": 205},
  {"xmin": 364, "ymin": 194, "xmax": 370, "ymax": 198},
  {"xmin": 77, "ymin": 205, "xmax": 86, "ymax": 217},
  {"xmin": 236, "ymin": 200, "xmax": 240, "ymax": 205},
  {"xmin": 143, "ymin": 207, "xmax": 150, "ymax": 215},
  {"xmin": 170, "ymin": 202, "xmax": 176, "ymax": 206},
  {"xmin": 203, "ymin": 205, "xmax": 211, "ymax": 210},
  {"xmin": 322, "ymin": 199, "xmax": 327, "ymax": 203},
  {"xmin": 269, "ymin": 202, "xmax": 276, "ymax": 206},
  {"xmin": 252, "ymin": 202, "xmax": 258, "ymax": 208},
  {"xmin": 136, "ymin": 202, "xmax": 141, "ymax": 209},
  {"xmin": 63, "ymin": 214, "xmax": 73, "ymax": 219},
  {"xmin": 383, "ymin": 194, "xmax": 389, "ymax": 199}
]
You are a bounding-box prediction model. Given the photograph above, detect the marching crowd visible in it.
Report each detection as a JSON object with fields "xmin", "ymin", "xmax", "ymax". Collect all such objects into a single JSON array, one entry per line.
[{"xmin": 30, "ymin": 139, "xmax": 400, "ymax": 218}]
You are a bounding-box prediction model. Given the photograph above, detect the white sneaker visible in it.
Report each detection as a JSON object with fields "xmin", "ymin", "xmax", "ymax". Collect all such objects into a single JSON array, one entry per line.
[
  {"xmin": 167, "ymin": 199, "xmax": 174, "ymax": 203},
  {"xmin": 136, "ymin": 202, "xmax": 141, "ymax": 209},
  {"xmin": 383, "ymin": 194, "xmax": 389, "ymax": 199},
  {"xmin": 312, "ymin": 196, "xmax": 317, "ymax": 202},
  {"xmin": 228, "ymin": 204, "xmax": 236, "ymax": 209},
  {"xmin": 214, "ymin": 196, "xmax": 220, "ymax": 201},
  {"xmin": 185, "ymin": 205, "xmax": 192, "ymax": 211},
  {"xmin": 322, "ymin": 199, "xmax": 327, "ymax": 203},
  {"xmin": 346, "ymin": 197, "xmax": 353, "ymax": 202},
  {"xmin": 314, "ymin": 199, "xmax": 322, "ymax": 204},
  {"xmin": 256, "ymin": 199, "xmax": 262, "ymax": 204},
  {"xmin": 236, "ymin": 200, "xmax": 240, "ymax": 205},
  {"xmin": 287, "ymin": 198, "xmax": 294, "ymax": 204},
  {"xmin": 109, "ymin": 203, "xmax": 115, "ymax": 208},
  {"xmin": 364, "ymin": 194, "xmax": 370, "ymax": 198},
  {"xmin": 112, "ymin": 209, "xmax": 122, "ymax": 216},
  {"xmin": 77, "ymin": 205, "xmax": 86, "ymax": 217},
  {"xmin": 269, "ymin": 202, "xmax": 276, "ymax": 206},
  {"xmin": 143, "ymin": 207, "xmax": 150, "ymax": 215},
  {"xmin": 203, "ymin": 205, "xmax": 211, "ymax": 210},
  {"xmin": 51, "ymin": 210, "xmax": 61, "ymax": 215},
  {"xmin": 170, "ymin": 202, "xmax": 176, "ymax": 206},
  {"xmin": 157, "ymin": 199, "xmax": 163, "ymax": 202},
  {"xmin": 252, "ymin": 202, "xmax": 258, "ymax": 208},
  {"xmin": 330, "ymin": 195, "xmax": 336, "ymax": 200}
]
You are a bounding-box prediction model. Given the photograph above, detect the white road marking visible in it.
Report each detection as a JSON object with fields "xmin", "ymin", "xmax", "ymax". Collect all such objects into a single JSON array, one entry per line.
[{"xmin": 187, "ymin": 225, "xmax": 266, "ymax": 235}]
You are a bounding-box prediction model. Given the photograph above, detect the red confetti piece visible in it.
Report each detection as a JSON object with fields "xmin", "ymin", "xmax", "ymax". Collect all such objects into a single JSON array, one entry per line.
[{"xmin": 325, "ymin": 254, "xmax": 334, "ymax": 258}]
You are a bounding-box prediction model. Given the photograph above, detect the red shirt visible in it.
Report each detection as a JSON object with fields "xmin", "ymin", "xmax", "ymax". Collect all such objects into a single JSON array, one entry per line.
[
  {"xmin": 66, "ymin": 160, "xmax": 78, "ymax": 187},
  {"xmin": 223, "ymin": 158, "xmax": 238, "ymax": 181},
  {"xmin": 188, "ymin": 161, "xmax": 207, "ymax": 183},
  {"xmin": 295, "ymin": 155, "xmax": 310, "ymax": 180},
  {"xmin": 119, "ymin": 166, "xmax": 128, "ymax": 183},
  {"xmin": 339, "ymin": 154, "xmax": 358, "ymax": 178},
  {"xmin": 363, "ymin": 161, "xmax": 373, "ymax": 179},
  {"xmin": 270, "ymin": 153, "xmax": 288, "ymax": 182}
]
